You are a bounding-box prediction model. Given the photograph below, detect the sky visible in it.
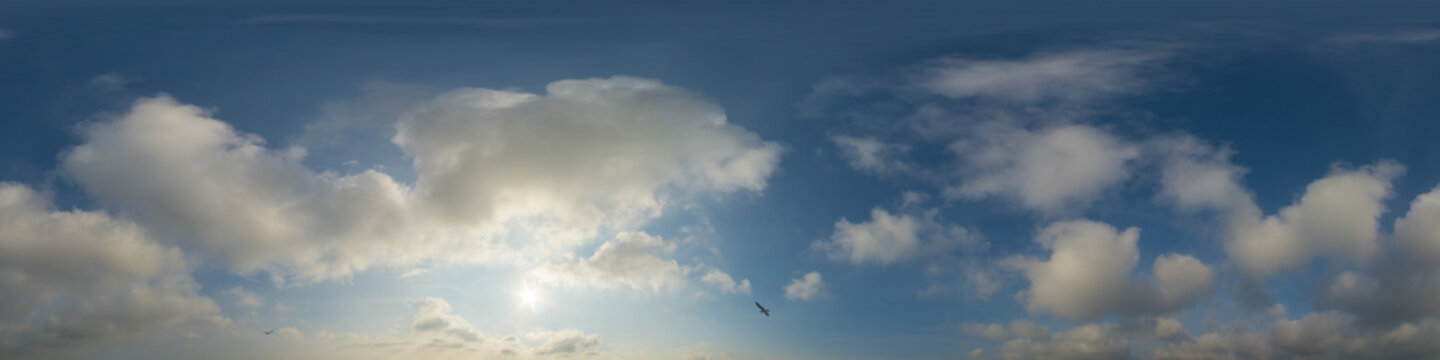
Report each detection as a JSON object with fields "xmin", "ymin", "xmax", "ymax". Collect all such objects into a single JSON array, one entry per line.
[{"xmin": 4, "ymin": 1, "xmax": 1440, "ymax": 359}]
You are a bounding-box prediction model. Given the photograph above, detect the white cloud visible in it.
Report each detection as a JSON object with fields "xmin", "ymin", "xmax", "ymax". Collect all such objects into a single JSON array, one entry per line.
[
  {"xmin": 533, "ymin": 232, "xmax": 690, "ymax": 293},
  {"xmin": 1318, "ymin": 183, "xmax": 1440, "ymax": 326},
  {"xmin": 999, "ymin": 323, "xmax": 1131, "ymax": 360},
  {"xmin": 830, "ymin": 135, "xmax": 912, "ymax": 176},
  {"xmin": 221, "ymin": 287, "xmax": 264, "ymax": 308},
  {"xmin": 60, "ymin": 76, "xmax": 780, "ymax": 285},
  {"xmin": 1156, "ymin": 139, "xmax": 1403, "ymax": 278},
  {"xmin": 920, "ymin": 49, "xmax": 1163, "ymax": 104},
  {"xmin": 1155, "ymin": 312, "xmax": 1440, "ymax": 360},
  {"xmin": 948, "ymin": 124, "xmax": 1140, "ymax": 214},
  {"xmin": 0, "ymin": 183, "xmax": 226, "ymax": 353},
  {"xmin": 1394, "ymin": 184, "xmax": 1440, "ymax": 263},
  {"xmin": 816, "ymin": 208, "xmax": 924, "ymax": 265},
  {"xmin": 1226, "ymin": 162, "xmax": 1401, "ymax": 277},
  {"xmin": 784, "ymin": 271, "xmax": 826, "ymax": 301},
  {"xmin": 700, "ymin": 269, "xmax": 752, "ymax": 295},
  {"xmin": 1007, "ymin": 220, "xmax": 1213, "ymax": 320},
  {"xmin": 62, "ymin": 95, "xmax": 424, "ymax": 284},
  {"xmin": 526, "ymin": 329, "xmax": 602, "ymax": 357},
  {"xmin": 395, "ymin": 76, "xmax": 782, "ymax": 251}
]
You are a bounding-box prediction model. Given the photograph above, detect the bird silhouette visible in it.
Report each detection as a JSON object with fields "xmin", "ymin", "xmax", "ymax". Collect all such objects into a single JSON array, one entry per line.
[
  {"xmin": 755, "ymin": 301, "xmax": 770, "ymax": 317},
  {"xmin": 263, "ymin": 330, "xmax": 274, "ymax": 335}
]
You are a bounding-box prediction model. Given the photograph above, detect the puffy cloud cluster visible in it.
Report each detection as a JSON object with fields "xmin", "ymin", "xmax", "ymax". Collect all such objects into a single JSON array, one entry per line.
[
  {"xmin": 964, "ymin": 317, "xmax": 1190, "ymax": 360},
  {"xmin": 814, "ymin": 207, "xmax": 979, "ymax": 265},
  {"xmin": 396, "ymin": 76, "xmax": 781, "ymax": 249},
  {"xmin": 1154, "ymin": 313, "xmax": 1440, "ymax": 360},
  {"xmin": 0, "ymin": 183, "xmax": 226, "ymax": 353},
  {"xmin": 785, "ymin": 271, "xmax": 826, "ymax": 301},
  {"xmin": 1007, "ymin": 221, "xmax": 1214, "ymax": 320},
  {"xmin": 1158, "ymin": 138, "xmax": 1402, "ymax": 278},
  {"xmin": 62, "ymin": 95, "xmax": 423, "ymax": 284},
  {"xmin": 56, "ymin": 76, "xmax": 778, "ymax": 286}
]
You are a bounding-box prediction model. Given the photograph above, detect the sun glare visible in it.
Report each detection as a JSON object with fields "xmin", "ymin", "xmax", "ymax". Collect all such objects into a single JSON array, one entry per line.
[{"xmin": 516, "ymin": 285, "xmax": 543, "ymax": 313}]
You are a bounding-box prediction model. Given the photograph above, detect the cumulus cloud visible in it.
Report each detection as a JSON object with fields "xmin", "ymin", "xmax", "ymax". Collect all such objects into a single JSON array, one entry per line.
[
  {"xmin": 1154, "ymin": 312, "xmax": 1440, "ymax": 360},
  {"xmin": 948, "ymin": 124, "xmax": 1140, "ymax": 213},
  {"xmin": 700, "ymin": 269, "xmax": 752, "ymax": 295},
  {"xmin": 1157, "ymin": 140, "xmax": 1402, "ymax": 278},
  {"xmin": 0, "ymin": 183, "xmax": 226, "ymax": 353},
  {"xmin": 966, "ymin": 317, "xmax": 1192, "ymax": 360},
  {"xmin": 60, "ymin": 76, "xmax": 780, "ymax": 285},
  {"xmin": 1006, "ymin": 221, "xmax": 1213, "ymax": 320},
  {"xmin": 62, "ymin": 95, "xmax": 423, "ymax": 284},
  {"xmin": 785, "ymin": 271, "xmax": 826, "ymax": 301},
  {"xmin": 1317, "ymin": 183, "xmax": 1440, "ymax": 326},
  {"xmin": 533, "ymin": 232, "xmax": 690, "ymax": 293},
  {"xmin": 395, "ymin": 76, "xmax": 782, "ymax": 250},
  {"xmin": 815, "ymin": 207, "xmax": 978, "ymax": 265}
]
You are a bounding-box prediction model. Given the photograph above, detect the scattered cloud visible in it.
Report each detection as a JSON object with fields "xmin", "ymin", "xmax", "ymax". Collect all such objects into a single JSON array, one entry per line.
[
  {"xmin": 700, "ymin": 269, "xmax": 752, "ymax": 295},
  {"xmin": 785, "ymin": 271, "xmax": 826, "ymax": 301},
  {"xmin": 1006, "ymin": 220, "xmax": 1213, "ymax": 320},
  {"xmin": 1155, "ymin": 312, "xmax": 1440, "ymax": 360},
  {"xmin": 814, "ymin": 207, "xmax": 979, "ymax": 265}
]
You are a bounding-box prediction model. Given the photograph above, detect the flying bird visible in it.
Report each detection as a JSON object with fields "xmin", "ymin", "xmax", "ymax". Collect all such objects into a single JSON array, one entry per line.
[
  {"xmin": 755, "ymin": 301, "xmax": 770, "ymax": 317},
  {"xmin": 263, "ymin": 330, "xmax": 274, "ymax": 335}
]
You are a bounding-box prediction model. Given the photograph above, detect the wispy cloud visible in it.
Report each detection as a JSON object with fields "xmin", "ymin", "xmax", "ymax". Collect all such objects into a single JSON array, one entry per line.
[
  {"xmin": 234, "ymin": 14, "xmax": 570, "ymax": 27},
  {"xmin": 1325, "ymin": 29, "xmax": 1440, "ymax": 45}
]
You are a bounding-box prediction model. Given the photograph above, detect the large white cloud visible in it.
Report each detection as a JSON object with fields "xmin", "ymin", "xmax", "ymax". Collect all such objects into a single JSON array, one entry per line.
[
  {"xmin": 60, "ymin": 76, "xmax": 781, "ymax": 285},
  {"xmin": 1157, "ymin": 140, "xmax": 1402, "ymax": 278},
  {"xmin": 0, "ymin": 183, "xmax": 226, "ymax": 353},
  {"xmin": 1007, "ymin": 220, "xmax": 1213, "ymax": 320},
  {"xmin": 395, "ymin": 76, "xmax": 782, "ymax": 249},
  {"xmin": 62, "ymin": 95, "xmax": 423, "ymax": 284}
]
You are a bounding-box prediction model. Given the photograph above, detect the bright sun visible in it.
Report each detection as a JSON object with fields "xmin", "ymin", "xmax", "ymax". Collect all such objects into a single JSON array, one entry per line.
[{"xmin": 516, "ymin": 285, "xmax": 543, "ymax": 312}]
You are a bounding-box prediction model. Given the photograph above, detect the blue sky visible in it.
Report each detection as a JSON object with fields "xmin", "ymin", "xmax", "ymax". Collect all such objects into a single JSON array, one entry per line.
[{"xmin": 5, "ymin": 1, "xmax": 1440, "ymax": 359}]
